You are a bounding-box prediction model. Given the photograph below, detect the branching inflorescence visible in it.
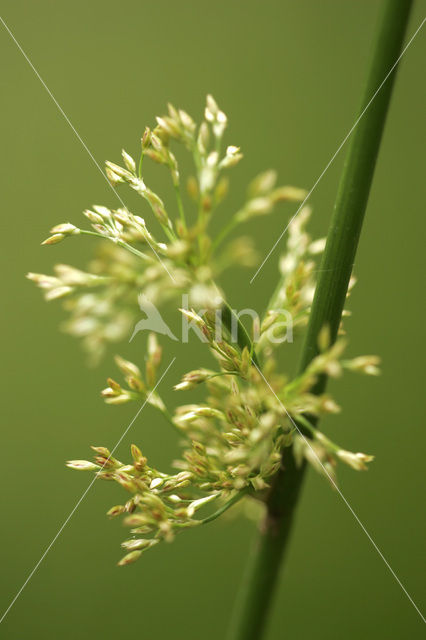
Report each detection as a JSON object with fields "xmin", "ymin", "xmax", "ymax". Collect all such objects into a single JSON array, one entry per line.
[{"xmin": 29, "ymin": 96, "xmax": 378, "ymax": 565}]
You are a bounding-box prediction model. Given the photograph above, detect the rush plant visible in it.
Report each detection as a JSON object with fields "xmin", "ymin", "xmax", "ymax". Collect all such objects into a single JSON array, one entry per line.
[
  {"xmin": 28, "ymin": 0, "xmax": 412, "ymax": 634},
  {"xmin": 29, "ymin": 93, "xmax": 377, "ymax": 562}
]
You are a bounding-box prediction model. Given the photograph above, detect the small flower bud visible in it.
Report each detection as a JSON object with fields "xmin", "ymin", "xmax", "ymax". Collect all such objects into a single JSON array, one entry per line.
[
  {"xmin": 66, "ymin": 460, "xmax": 99, "ymax": 471},
  {"xmin": 104, "ymin": 393, "xmax": 133, "ymax": 405},
  {"xmin": 179, "ymin": 109, "xmax": 195, "ymax": 133},
  {"xmin": 121, "ymin": 539, "xmax": 154, "ymax": 551},
  {"xmin": 114, "ymin": 355, "xmax": 142, "ymax": 379},
  {"xmin": 150, "ymin": 132, "xmax": 164, "ymax": 152},
  {"xmin": 186, "ymin": 175, "xmax": 199, "ymax": 201},
  {"xmin": 174, "ymin": 380, "xmax": 192, "ymax": 391},
  {"xmin": 127, "ymin": 376, "xmax": 146, "ymax": 393},
  {"xmin": 130, "ymin": 444, "xmax": 143, "ymax": 462},
  {"xmin": 117, "ymin": 550, "xmax": 142, "ymax": 566},
  {"xmin": 337, "ymin": 450, "xmax": 374, "ymax": 471},
  {"xmin": 83, "ymin": 209, "xmax": 104, "ymax": 224},
  {"xmin": 248, "ymin": 170, "xmax": 277, "ymax": 197},
  {"xmin": 105, "ymin": 161, "xmax": 133, "ymax": 182},
  {"xmin": 141, "ymin": 126, "xmax": 151, "ymax": 150},
  {"xmin": 50, "ymin": 223, "xmax": 79, "ymax": 235},
  {"xmin": 271, "ymin": 186, "xmax": 307, "ymax": 203},
  {"xmin": 174, "ymin": 369, "xmax": 213, "ymax": 391},
  {"xmin": 91, "ymin": 446, "xmax": 111, "ymax": 456},
  {"xmin": 309, "ymin": 238, "xmax": 326, "ymax": 255},
  {"xmin": 345, "ymin": 356, "xmax": 381, "ymax": 376},
  {"xmin": 45, "ymin": 286, "xmax": 73, "ymax": 300},
  {"xmin": 205, "ymin": 94, "xmax": 219, "ymax": 120},
  {"xmin": 101, "ymin": 386, "xmax": 119, "ymax": 398},
  {"xmin": 150, "ymin": 477, "xmax": 163, "ymax": 489},
  {"xmin": 156, "ymin": 116, "xmax": 180, "ymax": 139},
  {"xmin": 42, "ymin": 233, "xmax": 65, "ymax": 246},
  {"xmin": 121, "ymin": 149, "xmax": 136, "ymax": 174},
  {"xmin": 107, "ymin": 505, "xmax": 125, "ymax": 517},
  {"xmin": 106, "ymin": 167, "xmax": 124, "ymax": 185},
  {"xmin": 92, "ymin": 205, "xmax": 112, "ymax": 219},
  {"xmin": 179, "ymin": 308, "xmax": 205, "ymax": 328},
  {"xmin": 219, "ymin": 146, "xmax": 243, "ymax": 169},
  {"xmin": 213, "ymin": 110, "xmax": 227, "ymax": 138},
  {"xmin": 107, "ymin": 378, "xmax": 121, "ymax": 392}
]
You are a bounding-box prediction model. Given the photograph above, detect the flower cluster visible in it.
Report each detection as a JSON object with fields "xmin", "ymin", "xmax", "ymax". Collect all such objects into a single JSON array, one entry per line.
[
  {"xmin": 68, "ymin": 319, "xmax": 377, "ymax": 563},
  {"xmin": 30, "ymin": 96, "xmax": 305, "ymax": 361},
  {"xmin": 28, "ymin": 245, "xmax": 143, "ymax": 362},
  {"xmin": 31, "ymin": 96, "xmax": 379, "ymax": 565}
]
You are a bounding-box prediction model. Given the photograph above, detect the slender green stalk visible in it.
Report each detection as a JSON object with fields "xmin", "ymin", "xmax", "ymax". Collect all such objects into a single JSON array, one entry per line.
[
  {"xmin": 173, "ymin": 181, "xmax": 187, "ymax": 230},
  {"xmin": 212, "ymin": 217, "xmax": 238, "ymax": 251},
  {"xmin": 138, "ymin": 151, "xmax": 144, "ymax": 178},
  {"xmin": 227, "ymin": 1, "xmax": 413, "ymax": 638},
  {"xmin": 222, "ymin": 300, "xmax": 261, "ymax": 368},
  {"xmin": 79, "ymin": 229, "xmax": 152, "ymax": 262},
  {"xmin": 199, "ymin": 489, "xmax": 248, "ymax": 525}
]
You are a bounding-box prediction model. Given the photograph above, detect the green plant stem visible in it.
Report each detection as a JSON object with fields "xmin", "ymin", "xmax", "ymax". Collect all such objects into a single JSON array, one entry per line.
[
  {"xmin": 222, "ymin": 300, "xmax": 261, "ymax": 368},
  {"xmin": 79, "ymin": 229, "xmax": 152, "ymax": 262},
  {"xmin": 212, "ymin": 218, "xmax": 239, "ymax": 252},
  {"xmin": 199, "ymin": 489, "xmax": 248, "ymax": 525},
  {"xmin": 227, "ymin": 2, "xmax": 413, "ymax": 638},
  {"xmin": 138, "ymin": 151, "xmax": 144, "ymax": 178},
  {"xmin": 173, "ymin": 181, "xmax": 187, "ymax": 230}
]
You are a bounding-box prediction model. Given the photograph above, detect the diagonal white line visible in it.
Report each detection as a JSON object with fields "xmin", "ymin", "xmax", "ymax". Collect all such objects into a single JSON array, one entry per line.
[
  {"xmin": 253, "ymin": 362, "xmax": 425, "ymax": 623},
  {"xmin": 0, "ymin": 15, "xmax": 176, "ymax": 283},
  {"xmin": 250, "ymin": 16, "xmax": 426, "ymax": 284},
  {"xmin": 0, "ymin": 357, "xmax": 176, "ymax": 625}
]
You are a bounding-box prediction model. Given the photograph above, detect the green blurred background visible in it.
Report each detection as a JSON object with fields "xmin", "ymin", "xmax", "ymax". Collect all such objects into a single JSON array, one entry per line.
[{"xmin": 1, "ymin": 1, "xmax": 425, "ymax": 638}]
